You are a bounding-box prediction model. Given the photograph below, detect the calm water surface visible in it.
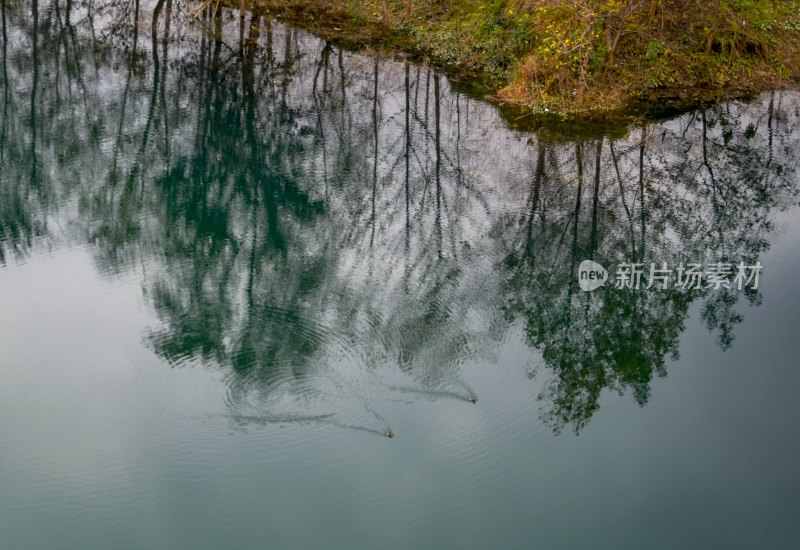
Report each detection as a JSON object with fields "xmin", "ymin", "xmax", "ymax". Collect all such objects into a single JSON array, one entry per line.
[{"xmin": 1, "ymin": 1, "xmax": 799, "ymax": 548}]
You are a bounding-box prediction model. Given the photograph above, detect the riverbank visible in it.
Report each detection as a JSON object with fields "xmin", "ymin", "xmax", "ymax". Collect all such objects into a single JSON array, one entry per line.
[{"xmin": 214, "ymin": 0, "xmax": 800, "ymax": 126}]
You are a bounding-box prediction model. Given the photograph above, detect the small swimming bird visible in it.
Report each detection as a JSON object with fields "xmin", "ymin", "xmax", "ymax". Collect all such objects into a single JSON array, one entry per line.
[
  {"xmin": 385, "ymin": 431, "xmax": 394, "ymax": 439},
  {"xmin": 468, "ymin": 396, "xmax": 477, "ymax": 404}
]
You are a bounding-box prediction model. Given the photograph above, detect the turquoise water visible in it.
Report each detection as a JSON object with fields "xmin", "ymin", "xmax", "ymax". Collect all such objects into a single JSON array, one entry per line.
[{"xmin": 1, "ymin": 1, "xmax": 799, "ymax": 548}]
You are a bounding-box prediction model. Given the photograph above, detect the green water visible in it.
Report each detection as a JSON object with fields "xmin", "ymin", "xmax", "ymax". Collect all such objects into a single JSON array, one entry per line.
[{"xmin": 1, "ymin": 1, "xmax": 799, "ymax": 548}]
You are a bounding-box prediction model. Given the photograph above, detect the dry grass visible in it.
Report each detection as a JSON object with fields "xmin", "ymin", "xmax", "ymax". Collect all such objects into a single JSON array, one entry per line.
[{"xmin": 218, "ymin": 0, "xmax": 800, "ymax": 118}]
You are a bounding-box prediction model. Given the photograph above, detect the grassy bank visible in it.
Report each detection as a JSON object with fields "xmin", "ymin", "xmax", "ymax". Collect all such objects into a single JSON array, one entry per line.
[{"xmin": 223, "ymin": 0, "xmax": 800, "ymax": 120}]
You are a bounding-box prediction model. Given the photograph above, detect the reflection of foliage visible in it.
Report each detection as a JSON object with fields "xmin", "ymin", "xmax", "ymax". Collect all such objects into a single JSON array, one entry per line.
[
  {"xmin": 501, "ymin": 104, "xmax": 797, "ymax": 433},
  {"xmin": 1, "ymin": 1, "xmax": 797, "ymax": 434}
]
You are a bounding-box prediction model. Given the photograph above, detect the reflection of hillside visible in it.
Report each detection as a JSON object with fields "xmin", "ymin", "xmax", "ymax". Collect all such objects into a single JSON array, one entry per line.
[{"xmin": 1, "ymin": 0, "xmax": 797, "ymax": 433}]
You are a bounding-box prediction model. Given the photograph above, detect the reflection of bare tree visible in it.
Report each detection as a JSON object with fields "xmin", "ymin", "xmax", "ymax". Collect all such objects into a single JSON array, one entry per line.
[
  {"xmin": 501, "ymin": 109, "xmax": 797, "ymax": 432},
  {"xmin": 0, "ymin": 0, "xmax": 798, "ymax": 434}
]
